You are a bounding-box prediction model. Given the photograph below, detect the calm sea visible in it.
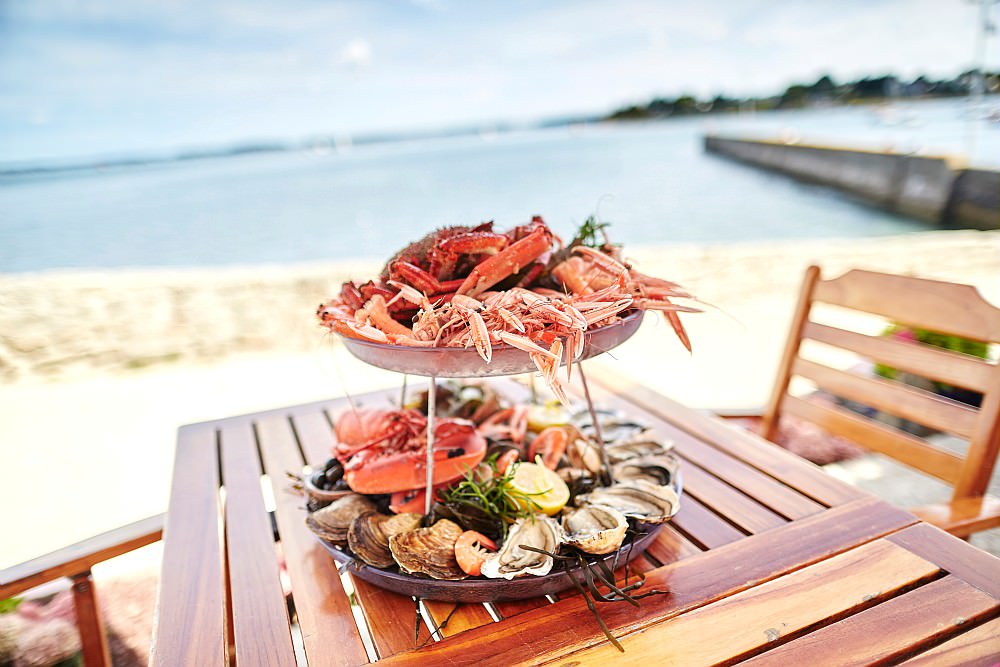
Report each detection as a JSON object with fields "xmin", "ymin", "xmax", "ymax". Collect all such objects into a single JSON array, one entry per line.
[{"xmin": 2, "ymin": 97, "xmax": 998, "ymax": 274}]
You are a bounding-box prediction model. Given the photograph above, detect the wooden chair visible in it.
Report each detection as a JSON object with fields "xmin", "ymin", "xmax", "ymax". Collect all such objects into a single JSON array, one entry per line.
[
  {"xmin": 760, "ymin": 265, "xmax": 1000, "ymax": 537},
  {"xmin": 0, "ymin": 515, "xmax": 162, "ymax": 666}
]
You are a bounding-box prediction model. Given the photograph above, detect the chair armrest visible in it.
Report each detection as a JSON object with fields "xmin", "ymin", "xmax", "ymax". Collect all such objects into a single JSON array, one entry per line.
[
  {"xmin": 910, "ymin": 496, "xmax": 1000, "ymax": 538},
  {"xmin": 0, "ymin": 513, "xmax": 163, "ymax": 599}
]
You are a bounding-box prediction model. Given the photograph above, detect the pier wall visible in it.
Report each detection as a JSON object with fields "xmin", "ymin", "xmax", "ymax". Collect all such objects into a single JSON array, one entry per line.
[{"xmin": 704, "ymin": 136, "xmax": 998, "ymax": 229}]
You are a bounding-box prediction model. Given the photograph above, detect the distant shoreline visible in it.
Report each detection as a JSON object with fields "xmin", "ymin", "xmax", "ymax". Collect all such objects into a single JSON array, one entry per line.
[{"xmin": 6, "ymin": 94, "xmax": 997, "ymax": 179}]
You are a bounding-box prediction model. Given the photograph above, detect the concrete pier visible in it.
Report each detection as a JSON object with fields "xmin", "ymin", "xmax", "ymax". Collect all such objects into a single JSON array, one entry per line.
[{"xmin": 704, "ymin": 136, "xmax": 999, "ymax": 229}]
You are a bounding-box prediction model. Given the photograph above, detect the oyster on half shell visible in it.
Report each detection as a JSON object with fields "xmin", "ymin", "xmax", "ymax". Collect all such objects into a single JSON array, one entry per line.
[
  {"xmin": 389, "ymin": 519, "xmax": 466, "ymax": 580},
  {"xmin": 306, "ymin": 493, "xmax": 377, "ymax": 545},
  {"xmin": 612, "ymin": 453, "xmax": 680, "ymax": 487},
  {"xmin": 561, "ymin": 504, "xmax": 628, "ymax": 555},
  {"xmin": 575, "ymin": 479, "xmax": 680, "ymax": 524},
  {"xmin": 348, "ymin": 512, "xmax": 423, "ymax": 568},
  {"xmin": 480, "ymin": 515, "xmax": 562, "ymax": 580}
]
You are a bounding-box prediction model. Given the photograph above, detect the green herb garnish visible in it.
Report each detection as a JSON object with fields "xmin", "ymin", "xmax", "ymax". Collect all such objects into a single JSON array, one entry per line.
[{"xmin": 436, "ymin": 455, "xmax": 543, "ymax": 540}]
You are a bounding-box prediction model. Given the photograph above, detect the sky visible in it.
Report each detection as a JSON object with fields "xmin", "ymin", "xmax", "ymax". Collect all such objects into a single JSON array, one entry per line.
[{"xmin": 1, "ymin": 0, "xmax": 996, "ymax": 165}]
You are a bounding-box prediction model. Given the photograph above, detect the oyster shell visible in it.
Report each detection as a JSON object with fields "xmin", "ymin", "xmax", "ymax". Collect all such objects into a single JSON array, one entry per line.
[
  {"xmin": 306, "ymin": 493, "xmax": 377, "ymax": 545},
  {"xmin": 348, "ymin": 512, "xmax": 423, "ymax": 568},
  {"xmin": 389, "ymin": 519, "xmax": 466, "ymax": 580},
  {"xmin": 605, "ymin": 432, "xmax": 673, "ymax": 463},
  {"xmin": 572, "ymin": 409, "xmax": 648, "ymax": 444},
  {"xmin": 612, "ymin": 453, "xmax": 680, "ymax": 486},
  {"xmin": 480, "ymin": 515, "xmax": 562, "ymax": 580},
  {"xmin": 575, "ymin": 479, "xmax": 680, "ymax": 524},
  {"xmin": 561, "ymin": 504, "xmax": 628, "ymax": 555}
]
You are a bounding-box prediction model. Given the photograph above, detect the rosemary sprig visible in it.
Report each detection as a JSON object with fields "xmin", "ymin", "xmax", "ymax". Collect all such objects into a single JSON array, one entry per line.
[{"xmin": 436, "ymin": 455, "xmax": 544, "ymax": 539}]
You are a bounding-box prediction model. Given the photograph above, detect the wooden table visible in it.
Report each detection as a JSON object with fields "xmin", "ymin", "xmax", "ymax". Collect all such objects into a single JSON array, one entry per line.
[{"xmin": 150, "ymin": 370, "xmax": 1000, "ymax": 666}]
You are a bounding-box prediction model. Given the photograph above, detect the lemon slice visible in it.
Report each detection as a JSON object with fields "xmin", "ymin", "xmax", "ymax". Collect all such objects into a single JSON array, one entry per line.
[
  {"xmin": 509, "ymin": 461, "xmax": 570, "ymax": 516},
  {"xmin": 526, "ymin": 402, "xmax": 570, "ymax": 433}
]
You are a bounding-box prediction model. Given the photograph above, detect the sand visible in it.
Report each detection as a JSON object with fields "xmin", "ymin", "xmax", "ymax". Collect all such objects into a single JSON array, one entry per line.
[{"xmin": 2, "ymin": 229, "xmax": 998, "ymax": 571}]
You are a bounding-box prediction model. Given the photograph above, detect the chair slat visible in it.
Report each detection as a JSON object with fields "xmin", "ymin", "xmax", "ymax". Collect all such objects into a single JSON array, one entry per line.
[
  {"xmin": 803, "ymin": 321, "xmax": 995, "ymax": 393},
  {"xmin": 740, "ymin": 576, "xmax": 1000, "ymax": 666},
  {"xmin": 791, "ymin": 357, "xmax": 979, "ymax": 438},
  {"xmin": 782, "ymin": 395, "xmax": 964, "ymax": 483},
  {"xmin": 151, "ymin": 424, "xmax": 227, "ymax": 666},
  {"xmin": 812, "ymin": 268, "xmax": 1000, "ymax": 342},
  {"xmin": 886, "ymin": 522, "xmax": 1000, "ymax": 598},
  {"xmin": 255, "ymin": 415, "xmax": 370, "ymax": 667},
  {"xmin": 219, "ymin": 423, "xmax": 297, "ymax": 667}
]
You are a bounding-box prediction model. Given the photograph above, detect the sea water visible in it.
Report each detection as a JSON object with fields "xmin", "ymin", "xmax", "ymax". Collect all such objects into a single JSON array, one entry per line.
[{"xmin": 2, "ymin": 96, "xmax": 997, "ymax": 273}]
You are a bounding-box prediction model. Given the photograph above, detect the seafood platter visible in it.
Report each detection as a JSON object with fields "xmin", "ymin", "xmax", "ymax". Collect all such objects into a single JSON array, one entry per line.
[
  {"xmin": 300, "ymin": 382, "xmax": 683, "ymax": 602},
  {"xmin": 306, "ymin": 216, "xmax": 699, "ymax": 604}
]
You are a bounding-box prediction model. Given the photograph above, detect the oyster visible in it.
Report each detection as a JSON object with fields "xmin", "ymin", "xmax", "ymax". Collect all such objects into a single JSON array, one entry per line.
[
  {"xmin": 306, "ymin": 493, "xmax": 377, "ymax": 545},
  {"xmin": 572, "ymin": 409, "xmax": 647, "ymax": 444},
  {"xmin": 480, "ymin": 515, "xmax": 562, "ymax": 579},
  {"xmin": 576, "ymin": 479, "xmax": 680, "ymax": 524},
  {"xmin": 348, "ymin": 512, "xmax": 423, "ymax": 568},
  {"xmin": 561, "ymin": 504, "xmax": 628, "ymax": 555},
  {"xmin": 612, "ymin": 453, "xmax": 680, "ymax": 486},
  {"xmin": 389, "ymin": 519, "xmax": 466, "ymax": 580},
  {"xmin": 605, "ymin": 431, "xmax": 673, "ymax": 463}
]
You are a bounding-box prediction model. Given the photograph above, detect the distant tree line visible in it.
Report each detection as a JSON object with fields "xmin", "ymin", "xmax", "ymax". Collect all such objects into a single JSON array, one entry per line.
[{"xmin": 607, "ymin": 70, "xmax": 1000, "ymax": 120}]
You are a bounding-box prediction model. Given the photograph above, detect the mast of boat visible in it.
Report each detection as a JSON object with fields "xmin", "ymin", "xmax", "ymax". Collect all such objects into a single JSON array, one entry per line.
[{"xmin": 965, "ymin": 0, "xmax": 998, "ymax": 158}]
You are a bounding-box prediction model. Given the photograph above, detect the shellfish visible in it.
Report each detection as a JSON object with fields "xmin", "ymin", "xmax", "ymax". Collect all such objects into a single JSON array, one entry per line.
[
  {"xmin": 389, "ymin": 519, "xmax": 467, "ymax": 580},
  {"xmin": 306, "ymin": 493, "xmax": 377, "ymax": 545},
  {"xmin": 561, "ymin": 504, "xmax": 628, "ymax": 555},
  {"xmin": 612, "ymin": 453, "xmax": 681, "ymax": 487},
  {"xmin": 348, "ymin": 512, "xmax": 423, "ymax": 568},
  {"xmin": 575, "ymin": 479, "xmax": 680, "ymax": 524},
  {"xmin": 480, "ymin": 515, "xmax": 562, "ymax": 579}
]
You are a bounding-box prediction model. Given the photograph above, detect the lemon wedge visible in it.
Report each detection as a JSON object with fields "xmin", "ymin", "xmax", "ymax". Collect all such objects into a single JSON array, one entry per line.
[
  {"xmin": 526, "ymin": 402, "xmax": 570, "ymax": 433},
  {"xmin": 509, "ymin": 461, "xmax": 570, "ymax": 516}
]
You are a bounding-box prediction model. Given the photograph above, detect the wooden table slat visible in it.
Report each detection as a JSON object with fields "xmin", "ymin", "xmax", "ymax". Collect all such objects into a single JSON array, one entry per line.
[
  {"xmin": 644, "ymin": 525, "xmax": 703, "ymax": 565},
  {"xmin": 151, "ymin": 424, "xmax": 227, "ymax": 666},
  {"xmin": 585, "ymin": 367, "xmax": 862, "ymax": 506},
  {"xmin": 255, "ymin": 415, "xmax": 370, "ymax": 667},
  {"xmin": 548, "ymin": 539, "xmax": 942, "ymax": 666},
  {"xmin": 422, "ymin": 600, "xmax": 496, "ymax": 638},
  {"xmin": 290, "ymin": 409, "xmax": 340, "ymax": 468},
  {"xmin": 377, "ymin": 497, "xmax": 917, "ymax": 666},
  {"xmin": 351, "ymin": 577, "xmax": 433, "ymax": 658},
  {"xmin": 669, "ymin": 494, "xmax": 747, "ymax": 549},
  {"xmin": 219, "ymin": 422, "xmax": 297, "ymax": 666},
  {"xmin": 571, "ymin": 376, "xmax": 827, "ymax": 521},
  {"xmin": 740, "ymin": 576, "xmax": 1000, "ymax": 666},
  {"xmin": 679, "ymin": 463, "xmax": 787, "ymax": 534},
  {"xmin": 886, "ymin": 522, "xmax": 1000, "ymax": 598},
  {"xmin": 900, "ymin": 616, "xmax": 1000, "ymax": 666}
]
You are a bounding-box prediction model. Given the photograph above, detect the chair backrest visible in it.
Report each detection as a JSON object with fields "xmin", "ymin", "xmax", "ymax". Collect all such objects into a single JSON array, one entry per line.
[{"xmin": 761, "ymin": 265, "xmax": 1000, "ymax": 502}]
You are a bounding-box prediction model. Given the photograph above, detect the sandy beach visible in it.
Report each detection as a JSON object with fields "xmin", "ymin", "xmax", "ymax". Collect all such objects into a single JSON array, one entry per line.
[{"xmin": 2, "ymin": 229, "xmax": 999, "ymax": 570}]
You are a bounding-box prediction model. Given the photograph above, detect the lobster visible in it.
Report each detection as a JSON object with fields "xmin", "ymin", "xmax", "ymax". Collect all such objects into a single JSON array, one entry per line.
[{"xmin": 333, "ymin": 408, "xmax": 486, "ymax": 495}]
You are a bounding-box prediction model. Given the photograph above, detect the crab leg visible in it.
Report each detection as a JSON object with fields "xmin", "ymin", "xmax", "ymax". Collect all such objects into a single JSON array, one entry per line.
[{"xmin": 456, "ymin": 226, "xmax": 553, "ymax": 297}]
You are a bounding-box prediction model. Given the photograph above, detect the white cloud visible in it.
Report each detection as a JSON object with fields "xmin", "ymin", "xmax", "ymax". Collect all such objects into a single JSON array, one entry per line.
[{"xmin": 339, "ymin": 38, "xmax": 373, "ymax": 68}]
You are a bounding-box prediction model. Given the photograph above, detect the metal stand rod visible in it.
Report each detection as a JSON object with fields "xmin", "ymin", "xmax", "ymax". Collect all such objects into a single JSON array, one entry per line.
[
  {"xmin": 577, "ymin": 362, "xmax": 612, "ymax": 486},
  {"xmin": 399, "ymin": 374, "xmax": 409, "ymax": 409},
  {"xmin": 424, "ymin": 375, "xmax": 437, "ymax": 515}
]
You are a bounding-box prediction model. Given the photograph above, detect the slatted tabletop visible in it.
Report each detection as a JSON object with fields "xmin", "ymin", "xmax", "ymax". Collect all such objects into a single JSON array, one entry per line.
[{"xmin": 150, "ymin": 370, "xmax": 1000, "ymax": 666}]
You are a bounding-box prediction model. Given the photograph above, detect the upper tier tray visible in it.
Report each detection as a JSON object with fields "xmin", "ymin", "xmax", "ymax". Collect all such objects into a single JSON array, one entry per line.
[{"xmin": 339, "ymin": 310, "xmax": 643, "ymax": 377}]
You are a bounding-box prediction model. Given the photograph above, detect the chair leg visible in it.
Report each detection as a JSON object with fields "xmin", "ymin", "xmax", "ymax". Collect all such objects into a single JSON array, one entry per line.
[{"xmin": 71, "ymin": 570, "xmax": 111, "ymax": 667}]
